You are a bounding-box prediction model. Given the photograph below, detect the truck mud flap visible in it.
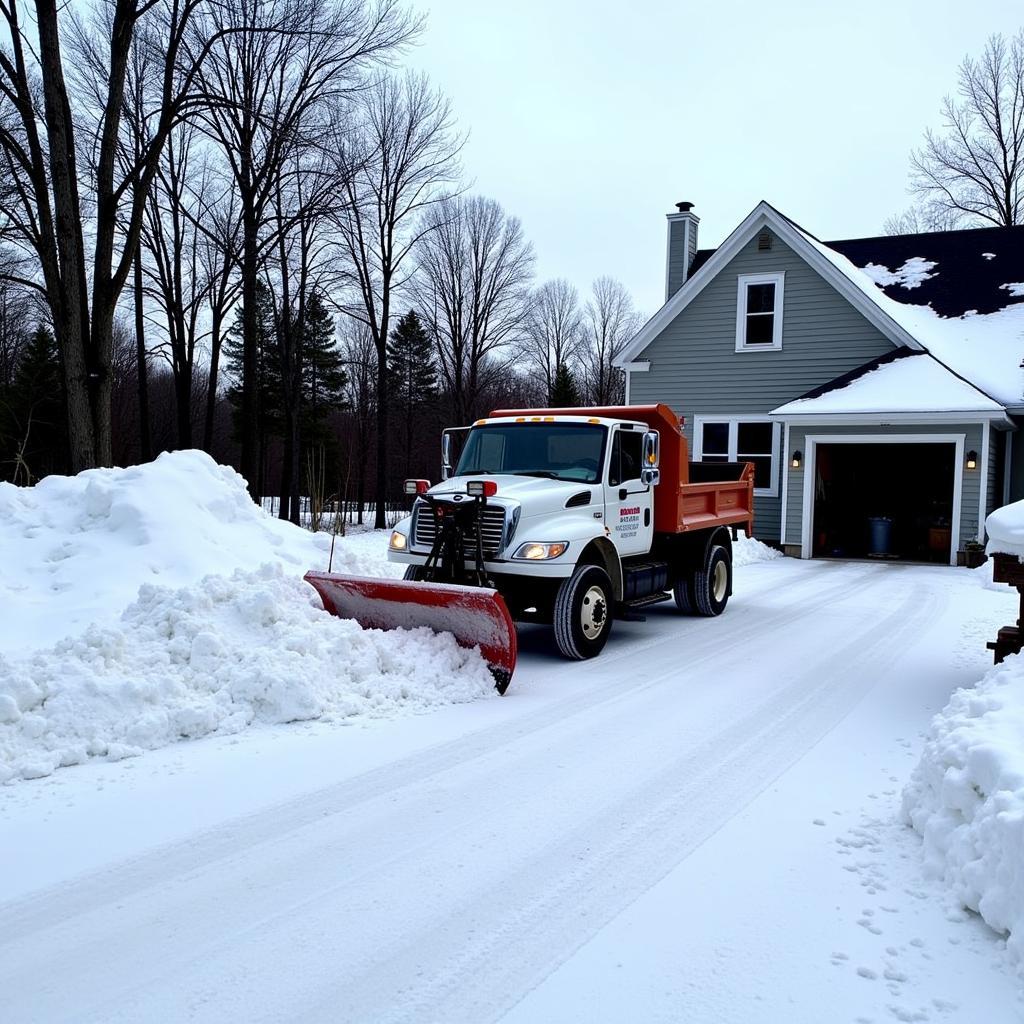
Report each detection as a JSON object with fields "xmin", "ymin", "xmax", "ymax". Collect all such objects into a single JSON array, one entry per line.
[{"xmin": 304, "ymin": 571, "xmax": 518, "ymax": 694}]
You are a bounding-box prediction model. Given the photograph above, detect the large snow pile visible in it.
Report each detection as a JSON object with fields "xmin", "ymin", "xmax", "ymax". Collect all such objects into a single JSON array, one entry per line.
[
  {"xmin": 901, "ymin": 658, "xmax": 1024, "ymax": 968},
  {"xmin": 0, "ymin": 565, "xmax": 493, "ymax": 782},
  {"xmin": 733, "ymin": 531, "xmax": 783, "ymax": 567},
  {"xmin": 0, "ymin": 452, "xmax": 493, "ymax": 782},
  {"xmin": 0, "ymin": 450, "xmax": 397, "ymax": 654}
]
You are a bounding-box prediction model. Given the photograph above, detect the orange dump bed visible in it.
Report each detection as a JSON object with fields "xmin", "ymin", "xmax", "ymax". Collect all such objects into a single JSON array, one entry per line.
[{"xmin": 489, "ymin": 404, "xmax": 755, "ymax": 536}]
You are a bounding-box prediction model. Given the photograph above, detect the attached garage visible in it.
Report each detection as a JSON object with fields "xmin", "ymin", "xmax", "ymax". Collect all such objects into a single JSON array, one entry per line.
[{"xmin": 806, "ymin": 438, "xmax": 960, "ymax": 564}]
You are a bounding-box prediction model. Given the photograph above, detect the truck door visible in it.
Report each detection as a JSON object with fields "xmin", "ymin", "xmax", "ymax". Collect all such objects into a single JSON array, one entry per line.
[{"xmin": 605, "ymin": 426, "xmax": 655, "ymax": 557}]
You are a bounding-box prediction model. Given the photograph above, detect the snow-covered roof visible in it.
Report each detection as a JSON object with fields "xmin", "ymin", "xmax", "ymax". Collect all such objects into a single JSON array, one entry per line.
[
  {"xmin": 796, "ymin": 227, "xmax": 1024, "ymax": 409},
  {"xmin": 619, "ymin": 202, "xmax": 1024, "ymax": 411},
  {"xmin": 771, "ymin": 351, "xmax": 1006, "ymax": 417}
]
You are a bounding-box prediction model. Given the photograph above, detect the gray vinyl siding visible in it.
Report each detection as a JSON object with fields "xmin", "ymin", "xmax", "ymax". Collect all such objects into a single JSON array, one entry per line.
[
  {"xmin": 1009, "ymin": 419, "xmax": 1024, "ymax": 504},
  {"xmin": 631, "ymin": 228, "xmax": 898, "ymax": 543},
  {"xmin": 986, "ymin": 424, "xmax": 1000, "ymax": 519},
  {"xmin": 783, "ymin": 423, "xmax": 983, "ymax": 553},
  {"xmin": 666, "ymin": 219, "xmax": 688, "ymax": 299}
]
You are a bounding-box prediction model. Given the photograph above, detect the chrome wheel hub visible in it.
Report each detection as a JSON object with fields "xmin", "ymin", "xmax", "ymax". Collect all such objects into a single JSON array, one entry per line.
[{"xmin": 580, "ymin": 585, "xmax": 608, "ymax": 640}]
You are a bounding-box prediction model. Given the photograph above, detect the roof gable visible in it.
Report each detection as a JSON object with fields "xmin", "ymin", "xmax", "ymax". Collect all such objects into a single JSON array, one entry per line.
[{"xmin": 615, "ymin": 201, "xmax": 923, "ymax": 368}]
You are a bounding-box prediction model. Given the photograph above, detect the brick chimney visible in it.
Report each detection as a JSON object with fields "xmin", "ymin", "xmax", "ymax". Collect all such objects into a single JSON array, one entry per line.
[{"xmin": 665, "ymin": 201, "xmax": 699, "ymax": 300}]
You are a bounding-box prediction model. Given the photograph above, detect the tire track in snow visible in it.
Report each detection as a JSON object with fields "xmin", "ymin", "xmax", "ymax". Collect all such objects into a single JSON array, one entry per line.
[
  {"xmin": 1, "ymin": 561, "xmax": 875, "ymax": 928},
  {"xmin": 301, "ymin": 575, "xmax": 946, "ymax": 1023},
  {"xmin": 0, "ymin": 563, "xmax": 920, "ymax": 1023}
]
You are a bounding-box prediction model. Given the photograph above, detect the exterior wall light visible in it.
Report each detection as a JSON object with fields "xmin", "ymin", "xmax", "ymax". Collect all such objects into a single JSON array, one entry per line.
[
  {"xmin": 791, "ymin": 450, "xmax": 802, "ymax": 469},
  {"xmin": 966, "ymin": 450, "xmax": 978, "ymax": 470}
]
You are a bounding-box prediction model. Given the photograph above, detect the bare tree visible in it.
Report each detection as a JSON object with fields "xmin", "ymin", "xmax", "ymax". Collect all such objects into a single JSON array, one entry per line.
[
  {"xmin": 578, "ymin": 276, "xmax": 639, "ymax": 405},
  {"xmin": 339, "ymin": 317, "xmax": 375, "ymax": 524},
  {"xmin": 189, "ymin": 0, "xmax": 415, "ymax": 496},
  {"xmin": 882, "ymin": 204, "xmax": 965, "ymax": 235},
  {"xmin": 0, "ymin": 0, "xmax": 213, "ymax": 471},
  {"xmin": 521, "ymin": 279, "xmax": 582, "ymax": 402},
  {"xmin": 198, "ymin": 176, "xmax": 243, "ymax": 452},
  {"xmin": 415, "ymin": 194, "xmax": 534, "ymax": 426},
  {"xmin": 909, "ymin": 31, "xmax": 1024, "ymax": 227},
  {"xmin": 266, "ymin": 145, "xmax": 338, "ymax": 522},
  {"xmin": 142, "ymin": 119, "xmax": 208, "ymax": 448},
  {"xmin": 335, "ymin": 71, "xmax": 461, "ymax": 528}
]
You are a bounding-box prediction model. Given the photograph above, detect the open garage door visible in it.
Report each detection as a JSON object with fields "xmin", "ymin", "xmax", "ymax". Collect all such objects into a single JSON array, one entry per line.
[{"xmin": 810, "ymin": 441, "xmax": 957, "ymax": 564}]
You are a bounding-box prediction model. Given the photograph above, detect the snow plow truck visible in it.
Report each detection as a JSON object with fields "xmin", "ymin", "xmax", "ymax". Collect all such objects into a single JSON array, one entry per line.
[{"xmin": 306, "ymin": 405, "xmax": 755, "ymax": 694}]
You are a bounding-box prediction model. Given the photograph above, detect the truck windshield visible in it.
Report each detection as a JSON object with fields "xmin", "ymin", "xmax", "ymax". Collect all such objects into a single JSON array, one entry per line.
[{"xmin": 455, "ymin": 423, "xmax": 607, "ymax": 483}]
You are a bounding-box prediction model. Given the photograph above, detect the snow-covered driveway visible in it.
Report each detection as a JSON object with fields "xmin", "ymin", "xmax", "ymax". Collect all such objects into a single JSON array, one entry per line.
[{"xmin": 2, "ymin": 557, "xmax": 1021, "ymax": 1023}]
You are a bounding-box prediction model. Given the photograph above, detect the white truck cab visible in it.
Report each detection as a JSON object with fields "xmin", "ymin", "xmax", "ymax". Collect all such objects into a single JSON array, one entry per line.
[{"xmin": 387, "ymin": 414, "xmax": 656, "ymax": 582}]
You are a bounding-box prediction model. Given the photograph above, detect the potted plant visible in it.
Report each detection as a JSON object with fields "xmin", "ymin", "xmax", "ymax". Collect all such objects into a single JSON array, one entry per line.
[{"xmin": 958, "ymin": 540, "xmax": 987, "ymax": 568}]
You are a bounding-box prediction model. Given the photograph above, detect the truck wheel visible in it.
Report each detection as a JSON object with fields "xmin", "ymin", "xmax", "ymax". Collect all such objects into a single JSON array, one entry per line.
[
  {"xmin": 673, "ymin": 575, "xmax": 695, "ymax": 614},
  {"xmin": 694, "ymin": 545, "xmax": 731, "ymax": 617},
  {"xmin": 403, "ymin": 566, "xmax": 422, "ymax": 581},
  {"xmin": 554, "ymin": 564, "xmax": 613, "ymax": 660}
]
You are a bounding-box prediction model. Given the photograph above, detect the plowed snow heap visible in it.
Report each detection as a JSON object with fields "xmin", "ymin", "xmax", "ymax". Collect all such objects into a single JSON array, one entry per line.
[{"xmin": 0, "ymin": 452, "xmax": 493, "ymax": 782}]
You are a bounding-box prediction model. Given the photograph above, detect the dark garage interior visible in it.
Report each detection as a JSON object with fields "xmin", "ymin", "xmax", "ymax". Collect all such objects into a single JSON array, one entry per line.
[{"xmin": 811, "ymin": 442, "xmax": 955, "ymax": 563}]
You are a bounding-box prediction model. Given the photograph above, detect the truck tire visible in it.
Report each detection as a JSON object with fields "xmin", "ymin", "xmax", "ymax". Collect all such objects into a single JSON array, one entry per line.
[
  {"xmin": 672, "ymin": 575, "xmax": 695, "ymax": 614},
  {"xmin": 553, "ymin": 564, "xmax": 613, "ymax": 660},
  {"xmin": 403, "ymin": 566, "xmax": 423, "ymax": 581},
  {"xmin": 694, "ymin": 544, "xmax": 731, "ymax": 617}
]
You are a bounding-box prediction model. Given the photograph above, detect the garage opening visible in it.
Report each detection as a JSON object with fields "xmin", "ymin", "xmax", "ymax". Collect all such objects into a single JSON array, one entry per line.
[{"xmin": 811, "ymin": 442, "xmax": 956, "ymax": 563}]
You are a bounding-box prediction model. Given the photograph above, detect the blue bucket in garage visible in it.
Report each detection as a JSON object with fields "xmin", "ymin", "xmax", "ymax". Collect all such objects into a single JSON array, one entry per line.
[{"xmin": 868, "ymin": 516, "xmax": 893, "ymax": 556}]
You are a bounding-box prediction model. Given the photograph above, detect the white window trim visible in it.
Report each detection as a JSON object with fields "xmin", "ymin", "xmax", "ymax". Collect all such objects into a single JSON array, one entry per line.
[
  {"xmin": 735, "ymin": 271, "xmax": 785, "ymax": 352},
  {"xmin": 693, "ymin": 415, "xmax": 782, "ymax": 498}
]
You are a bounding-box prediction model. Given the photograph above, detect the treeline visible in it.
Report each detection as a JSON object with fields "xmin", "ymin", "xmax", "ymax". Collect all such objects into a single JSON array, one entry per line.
[{"xmin": 0, "ymin": 0, "xmax": 641, "ymax": 526}]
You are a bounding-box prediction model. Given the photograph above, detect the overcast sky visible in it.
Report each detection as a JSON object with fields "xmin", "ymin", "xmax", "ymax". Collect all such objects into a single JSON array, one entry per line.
[{"xmin": 414, "ymin": 1, "xmax": 1023, "ymax": 316}]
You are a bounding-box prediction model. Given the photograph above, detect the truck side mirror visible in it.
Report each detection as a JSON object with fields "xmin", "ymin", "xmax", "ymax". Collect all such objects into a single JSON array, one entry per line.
[
  {"xmin": 441, "ymin": 432, "xmax": 452, "ymax": 480},
  {"xmin": 642, "ymin": 431, "xmax": 660, "ymax": 468},
  {"xmin": 641, "ymin": 431, "xmax": 660, "ymax": 486}
]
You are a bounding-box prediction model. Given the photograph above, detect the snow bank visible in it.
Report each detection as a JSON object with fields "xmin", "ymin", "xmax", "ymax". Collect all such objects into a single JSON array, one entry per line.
[
  {"xmin": 733, "ymin": 531, "xmax": 783, "ymax": 567},
  {"xmin": 0, "ymin": 564, "xmax": 493, "ymax": 782},
  {"xmin": 0, "ymin": 450, "xmax": 397, "ymax": 654},
  {"xmin": 902, "ymin": 658, "xmax": 1024, "ymax": 968}
]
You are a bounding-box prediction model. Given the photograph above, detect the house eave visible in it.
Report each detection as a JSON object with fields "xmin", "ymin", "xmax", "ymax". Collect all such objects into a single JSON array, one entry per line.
[{"xmin": 769, "ymin": 410, "xmax": 1013, "ymax": 427}]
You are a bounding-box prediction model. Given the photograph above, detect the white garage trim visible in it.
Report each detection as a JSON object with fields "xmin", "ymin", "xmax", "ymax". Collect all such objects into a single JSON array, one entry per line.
[
  {"xmin": 978, "ymin": 420, "xmax": 990, "ymax": 543},
  {"xmin": 799, "ymin": 433, "xmax": 965, "ymax": 567}
]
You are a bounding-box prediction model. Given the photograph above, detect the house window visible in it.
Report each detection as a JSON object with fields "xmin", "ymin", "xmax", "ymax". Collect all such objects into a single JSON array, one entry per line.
[
  {"xmin": 735, "ymin": 272, "xmax": 785, "ymax": 351},
  {"xmin": 696, "ymin": 417, "xmax": 781, "ymax": 495}
]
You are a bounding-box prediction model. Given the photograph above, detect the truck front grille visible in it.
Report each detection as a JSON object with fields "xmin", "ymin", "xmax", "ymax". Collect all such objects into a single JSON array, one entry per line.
[{"xmin": 413, "ymin": 503, "xmax": 507, "ymax": 556}]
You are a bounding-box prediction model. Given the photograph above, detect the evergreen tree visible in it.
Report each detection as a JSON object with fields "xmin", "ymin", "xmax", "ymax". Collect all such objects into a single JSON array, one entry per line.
[
  {"xmin": 299, "ymin": 289, "xmax": 348, "ymax": 496},
  {"xmin": 387, "ymin": 310, "xmax": 437, "ymax": 478},
  {"xmin": 1, "ymin": 325, "xmax": 67, "ymax": 482},
  {"xmin": 223, "ymin": 279, "xmax": 282, "ymax": 445},
  {"xmin": 302, "ymin": 290, "xmax": 348, "ymax": 443},
  {"xmin": 549, "ymin": 361, "xmax": 580, "ymax": 406}
]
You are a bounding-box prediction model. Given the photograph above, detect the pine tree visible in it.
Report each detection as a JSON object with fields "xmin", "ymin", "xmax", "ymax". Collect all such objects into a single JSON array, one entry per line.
[
  {"xmin": 549, "ymin": 361, "xmax": 580, "ymax": 406},
  {"xmin": 223, "ymin": 279, "xmax": 282, "ymax": 446},
  {"xmin": 299, "ymin": 289, "xmax": 348, "ymax": 496},
  {"xmin": 1, "ymin": 325, "xmax": 67, "ymax": 482},
  {"xmin": 387, "ymin": 310, "xmax": 437, "ymax": 478},
  {"xmin": 302, "ymin": 290, "xmax": 348, "ymax": 443}
]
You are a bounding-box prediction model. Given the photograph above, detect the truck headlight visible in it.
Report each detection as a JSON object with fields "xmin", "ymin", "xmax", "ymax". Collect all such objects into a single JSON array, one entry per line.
[
  {"xmin": 389, "ymin": 530, "xmax": 407, "ymax": 551},
  {"xmin": 512, "ymin": 541, "xmax": 568, "ymax": 560}
]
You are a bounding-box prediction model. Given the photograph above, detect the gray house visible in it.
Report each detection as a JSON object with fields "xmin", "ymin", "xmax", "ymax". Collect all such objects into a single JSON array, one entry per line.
[{"xmin": 615, "ymin": 201, "xmax": 1024, "ymax": 565}]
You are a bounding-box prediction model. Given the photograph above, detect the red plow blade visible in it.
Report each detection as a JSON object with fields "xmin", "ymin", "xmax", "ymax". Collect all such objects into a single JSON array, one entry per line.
[{"xmin": 304, "ymin": 571, "xmax": 518, "ymax": 694}]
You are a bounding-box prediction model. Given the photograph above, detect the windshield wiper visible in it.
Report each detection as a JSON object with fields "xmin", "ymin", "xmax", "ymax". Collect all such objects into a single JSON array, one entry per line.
[{"xmin": 509, "ymin": 470, "xmax": 560, "ymax": 479}]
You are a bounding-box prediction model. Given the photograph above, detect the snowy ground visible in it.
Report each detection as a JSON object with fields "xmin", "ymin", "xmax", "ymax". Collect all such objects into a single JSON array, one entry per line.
[{"xmin": 2, "ymin": 549, "xmax": 1022, "ymax": 1023}]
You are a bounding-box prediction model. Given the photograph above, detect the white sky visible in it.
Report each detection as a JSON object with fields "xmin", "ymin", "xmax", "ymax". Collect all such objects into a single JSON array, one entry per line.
[{"xmin": 413, "ymin": 1, "xmax": 1023, "ymax": 316}]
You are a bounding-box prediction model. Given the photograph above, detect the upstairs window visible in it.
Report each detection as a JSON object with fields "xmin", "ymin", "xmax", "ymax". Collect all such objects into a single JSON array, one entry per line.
[{"xmin": 736, "ymin": 272, "xmax": 785, "ymax": 351}]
